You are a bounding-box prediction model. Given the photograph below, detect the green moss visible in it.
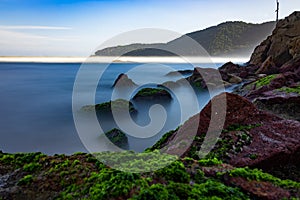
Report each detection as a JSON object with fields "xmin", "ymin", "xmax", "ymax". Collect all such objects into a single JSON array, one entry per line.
[
  {"xmin": 254, "ymin": 74, "xmax": 277, "ymax": 88},
  {"xmin": 104, "ymin": 128, "xmax": 128, "ymax": 148},
  {"xmin": 146, "ymin": 127, "xmax": 179, "ymax": 151},
  {"xmin": 229, "ymin": 167, "xmax": 300, "ymax": 189},
  {"xmin": 249, "ymin": 154, "xmax": 257, "ymax": 160},
  {"xmin": 133, "ymin": 88, "xmax": 171, "ymax": 99},
  {"xmin": 155, "ymin": 161, "xmax": 190, "ymax": 183},
  {"xmin": 188, "ymin": 124, "xmax": 260, "ymax": 161},
  {"xmin": 71, "ymin": 159, "xmax": 80, "ymax": 167},
  {"xmin": 81, "ymin": 99, "xmax": 136, "ymax": 113},
  {"xmin": 18, "ymin": 175, "xmax": 34, "ymax": 185},
  {"xmin": 198, "ymin": 158, "xmax": 223, "ymax": 166},
  {"xmin": 223, "ymin": 124, "xmax": 261, "ymax": 132},
  {"xmin": 166, "ymin": 182, "xmax": 192, "ymax": 200},
  {"xmin": 59, "ymin": 169, "xmax": 147, "ymax": 200},
  {"xmin": 0, "ymin": 152, "xmax": 46, "ymax": 168},
  {"xmin": 277, "ymin": 85, "xmax": 300, "ymax": 95},
  {"xmin": 23, "ymin": 162, "xmax": 42, "ymax": 172},
  {"xmin": 190, "ymin": 179, "xmax": 249, "ymax": 200},
  {"xmin": 193, "ymin": 80, "xmax": 204, "ymax": 88},
  {"xmin": 93, "ymin": 150, "xmax": 177, "ymax": 173},
  {"xmin": 130, "ymin": 183, "xmax": 169, "ymax": 200}
]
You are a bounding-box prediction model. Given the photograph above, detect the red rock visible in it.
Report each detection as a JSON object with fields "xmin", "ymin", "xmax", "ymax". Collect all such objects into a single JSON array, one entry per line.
[
  {"xmin": 160, "ymin": 93, "xmax": 300, "ymax": 174},
  {"xmin": 224, "ymin": 176, "xmax": 290, "ymax": 200}
]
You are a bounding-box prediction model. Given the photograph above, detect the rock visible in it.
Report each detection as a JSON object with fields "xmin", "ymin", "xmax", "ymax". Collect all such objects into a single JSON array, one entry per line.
[
  {"xmin": 255, "ymin": 56, "xmax": 279, "ymax": 75},
  {"xmin": 158, "ymin": 93, "xmax": 300, "ymax": 178},
  {"xmin": 165, "ymin": 69, "xmax": 193, "ymax": 76},
  {"xmin": 279, "ymin": 55, "xmax": 300, "ymax": 73},
  {"xmin": 159, "ymin": 81, "xmax": 182, "ymax": 89},
  {"xmin": 224, "ymin": 176, "xmax": 291, "ymax": 200},
  {"xmin": 254, "ymin": 89, "xmax": 300, "ymax": 121},
  {"xmin": 104, "ymin": 128, "xmax": 128, "ymax": 148},
  {"xmin": 81, "ymin": 99, "xmax": 136, "ymax": 113},
  {"xmin": 250, "ymin": 11, "xmax": 300, "ymax": 67},
  {"xmin": 219, "ymin": 62, "xmax": 241, "ymax": 73},
  {"xmin": 112, "ymin": 73, "xmax": 137, "ymax": 88},
  {"xmin": 219, "ymin": 62, "xmax": 259, "ymax": 80},
  {"xmin": 228, "ymin": 74, "xmax": 242, "ymax": 84},
  {"xmin": 132, "ymin": 88, "xmax": 172, "ymax": 100},
  {"xmin": 185, "ymin": 67, "xmax": 228, "ymax": 89},
  {"xmin": 1, "ymin": 151, "xmax": 299, "ymax": 199}
]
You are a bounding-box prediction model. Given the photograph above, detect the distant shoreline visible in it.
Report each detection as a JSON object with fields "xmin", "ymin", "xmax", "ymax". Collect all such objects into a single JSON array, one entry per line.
[{"xmin": 0, "ymin": 56, "xmax": 249, "ymax": 64}]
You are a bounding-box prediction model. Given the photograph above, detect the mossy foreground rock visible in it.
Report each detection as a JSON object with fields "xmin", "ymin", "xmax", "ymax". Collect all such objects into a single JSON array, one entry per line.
[
  {"xmin": 81, "ymin": 99, "xmax": 136, "ymax": 113},
  {"xmin": 132, "ymin": 88, "xmax": 172, "ymax": 100},
  {"xmin": 0, "ymin": 151, "xmax": 299, "ymax": 199}
]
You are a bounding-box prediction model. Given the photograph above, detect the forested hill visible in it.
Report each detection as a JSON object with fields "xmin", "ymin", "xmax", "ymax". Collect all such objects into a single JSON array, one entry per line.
[{"xmin": 95, "ymin": 21, "xmax": 276, "ymax": 57}]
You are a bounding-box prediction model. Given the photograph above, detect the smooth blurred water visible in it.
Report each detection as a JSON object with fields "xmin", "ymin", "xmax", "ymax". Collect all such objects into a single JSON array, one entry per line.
[{"xmin": 0, "ymin": 62, "xmax": 232, "ymax": 154}]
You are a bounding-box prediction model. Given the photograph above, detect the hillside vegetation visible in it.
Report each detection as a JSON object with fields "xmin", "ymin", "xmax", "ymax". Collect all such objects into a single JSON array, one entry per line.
[{"xmin": 95, "ymin": 21, "xmax": 275, "ymax": 57}]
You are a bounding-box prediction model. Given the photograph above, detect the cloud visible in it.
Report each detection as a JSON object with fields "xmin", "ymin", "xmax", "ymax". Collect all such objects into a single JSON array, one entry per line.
[
  {"xmin": 0, "ymin": 25, "xmax": 72, "ymax": 30},
  {"xmin": 0, "ymin": 28, "xmax": 83, "ymax": 56}
]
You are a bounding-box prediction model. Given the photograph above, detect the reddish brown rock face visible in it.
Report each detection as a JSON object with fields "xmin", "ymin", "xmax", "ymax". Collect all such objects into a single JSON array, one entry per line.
[
  {"xmin": 224, "ymin": 176, "xmax": 291, "ymax": 200},
  {"xmin": 161, "ymin": 93, "xmax": 300, "ymax": 178}
]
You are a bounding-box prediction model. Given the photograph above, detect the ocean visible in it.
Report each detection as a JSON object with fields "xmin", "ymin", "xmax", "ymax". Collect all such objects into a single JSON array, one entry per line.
[{"xmin": 0, "ymin": 62, "xmax": 235, "ymax": 155}]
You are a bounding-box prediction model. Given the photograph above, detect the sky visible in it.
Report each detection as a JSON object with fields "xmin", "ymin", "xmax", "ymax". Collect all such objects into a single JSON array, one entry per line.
[{"xmin": 0, "ymin": 0, "xmax": 299, "ymax": 56}]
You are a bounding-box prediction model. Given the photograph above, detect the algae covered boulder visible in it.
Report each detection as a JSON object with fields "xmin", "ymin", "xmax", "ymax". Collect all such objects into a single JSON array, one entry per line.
[
  {"xmin": 81, "ymin": 99, "xmax": 136, "ymax": 113},
  {"xmin": 104, "ymin": 128, "xmax": 128, "ymax": 148},
  {"xmin": 132, "ymin": 88, "xmax": 172, "ymax": 100}
]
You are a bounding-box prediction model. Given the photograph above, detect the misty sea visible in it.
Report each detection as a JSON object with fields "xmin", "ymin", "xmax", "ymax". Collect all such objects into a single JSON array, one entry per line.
[{"xmin": 0, "ymin": 62, "xmax": 235, "ymax": 154}]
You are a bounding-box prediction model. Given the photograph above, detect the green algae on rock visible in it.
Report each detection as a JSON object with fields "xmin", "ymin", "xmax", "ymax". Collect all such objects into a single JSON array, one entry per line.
[
  {"xmin": 81, "ymin": 99, "xmax": 136, "ymax": 113},
  {"xmin": 104, "ymin": 128, "xmax": 128, "ymax": 148},
  {"xmin": 132, "ymin": 88, "xmax": 172, "ymax": 100}
]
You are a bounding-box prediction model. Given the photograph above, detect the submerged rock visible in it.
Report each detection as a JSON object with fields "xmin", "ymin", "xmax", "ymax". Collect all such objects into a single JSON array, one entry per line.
[
  {"xmin": 104, "ymin": 128, "xmax": 128, "ymax": 148},
  {"xmin": 132, "ymin": 88, "xmax": 172, "ymax": 100},
  {"xmin": 165, "ymin": 69, "xmax": 193, "ymax": 76},
  {"xmin": 81, "ymin": 99, "xmax": 136, "ymax": 113},
  {"xmin": 112, "ymin": 73, "xmax": 137, "ymax": 88}
]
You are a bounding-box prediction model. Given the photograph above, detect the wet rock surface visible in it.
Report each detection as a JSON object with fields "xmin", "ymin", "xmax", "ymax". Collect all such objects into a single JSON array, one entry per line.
[{"xmin": 159, "ymin": 93, "xmax": 300, "ymax": 181}]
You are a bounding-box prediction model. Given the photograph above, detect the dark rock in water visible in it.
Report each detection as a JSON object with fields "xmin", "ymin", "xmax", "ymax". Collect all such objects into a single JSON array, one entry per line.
[
  {"xmin": 184, "ymin": 66, "xmax": 243, "ymax": 89},
  {"xmin": 250, "ymin": 11, "xmax": 300, "ymax": 67},
  {"xmin": 105, "ymin": 128, "xmax": 128, "ymax": 148},
  {"xmin": 112, "ymin": 73, "xmax": 137, "ymax": 88},
  {"xmin": 165, "ymin": 69, "xmax": 193, "ymax": 76},
  {"xmin": 157, "ymin": 93, "xmax": 300, "ymax": 180},
  {"xmin": 81, "ymin": 99, "xmax": 136, "ymax": 113},
  {"xmin": 219, "ymin": 62, "xmax": 259, "ymax": 80},
  {"xmin": 185, "ymin": 67, "xmax": 226, "ymax": 88},
  {"xmin": 132, "ymin": 88, "xmax": 172, "ymax": 100},
  {"xmin": 159, "ymin": 81, "xmax": 180, "ymax": 89}
]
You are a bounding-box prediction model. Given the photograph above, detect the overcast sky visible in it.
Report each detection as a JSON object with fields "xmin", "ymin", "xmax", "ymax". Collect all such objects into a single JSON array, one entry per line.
[{"xmin": 0, "ymin": 0, "xmax": 299, "ymax": 56}]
